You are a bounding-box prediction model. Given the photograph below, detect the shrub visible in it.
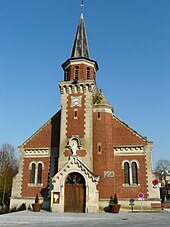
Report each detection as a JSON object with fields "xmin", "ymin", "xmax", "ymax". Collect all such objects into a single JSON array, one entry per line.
[
  {"xmin": 113, "ymin": 193, "xmax": 118, "ymax": 204},
  {"xmin": 34, "ymin": 193, "xmax": 39, "ymax": 204}
]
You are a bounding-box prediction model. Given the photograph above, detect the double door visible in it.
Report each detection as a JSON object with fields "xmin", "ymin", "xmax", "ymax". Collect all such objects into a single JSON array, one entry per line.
[{"xmin": 64, "ymin": 172, "xmax": 85, "ymax": 212}]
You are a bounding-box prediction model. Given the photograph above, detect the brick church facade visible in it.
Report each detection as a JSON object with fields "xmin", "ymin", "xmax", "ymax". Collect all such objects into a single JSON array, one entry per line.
[{"xmin": 11, "ymin": 7, "xmax": 160, "ymax": 212}]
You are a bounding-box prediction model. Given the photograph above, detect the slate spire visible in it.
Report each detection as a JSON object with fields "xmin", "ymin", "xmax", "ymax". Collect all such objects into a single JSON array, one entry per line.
[{"xmin": 71, "ymin": 1, "xmax": 90, "ymax": 59}]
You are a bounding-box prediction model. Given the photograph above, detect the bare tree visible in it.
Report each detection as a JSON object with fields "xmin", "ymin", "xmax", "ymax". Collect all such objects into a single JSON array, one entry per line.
[
  {"xmin": 155, "ymin": 159, "xmax": 170, "ymax": 200},
  {"xmin": 0, "ymin": 143, "xmax": 18, "ymax": 205}
]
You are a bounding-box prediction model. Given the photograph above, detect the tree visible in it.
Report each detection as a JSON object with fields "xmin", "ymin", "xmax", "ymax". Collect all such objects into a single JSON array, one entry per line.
[
  {"xmin": 155, "ymin": 159, "xmax": 170, "ymax": 201},
  {"xmin": 0, "ymin": 143, "xmax": 18, "ymax": 205}
]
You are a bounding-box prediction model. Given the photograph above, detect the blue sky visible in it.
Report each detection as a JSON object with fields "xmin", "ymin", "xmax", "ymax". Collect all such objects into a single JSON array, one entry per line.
[{"xmin": 0, "ymin": 0, "xmax": 169, "ymax": 167}]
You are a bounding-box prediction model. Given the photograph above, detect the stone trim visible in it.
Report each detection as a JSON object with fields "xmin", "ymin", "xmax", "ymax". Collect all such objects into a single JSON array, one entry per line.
[
  {"xmin": 51, "ymin": 156, "xmax": 100, "ymax": 213},
  {"xmin": 114, "ymin": 146, "xmax": 144, "ymax": 156},
  {"xmin": 24, "ymin": 148, "xmax": 50, "ymax": 157},
  {"xmin": 53, "ymin": 156, "xmax": 99, "ymax": 183},
  {"xmin": 63, "ymin": 59, "xmax": 97, "ymax": 69},
  {"xmin": 28, "ymin": 183, "xmax": 43, "ymax": 187},
  {"xmin": 11, "ymin": 147, "xmax": 24, "ymax": 199},
  {"xmin": 104, "ymin": 171, "xmax": 114, "ymax": 178},
  {"xmin": 122, "ymin": 183, "xmax": 140, "ymax": 187},
  {"xmin": 58, "ymin": 80, "xmax": 98, "ymax": 95},
  {"xmin": 144, "ymin": 142, "xmax": 160, "ymax": 199},
  {"xmin": 121, "ymin": 159, "xmax": 140, "ymax": 186},
  {"xmin": 121, "ymin": 160, "xmax": 139, "ymax": 169},
  {"xmin": 71, "ymin": 96, "xmax": 82, "ymax": 107},
  {"xmin": 28, "ymin": 161, "xmax": 45, "ymax": 170},
  {"xmin": 93, "ymin": 107, "xmax": 112, "ymax": 114}
]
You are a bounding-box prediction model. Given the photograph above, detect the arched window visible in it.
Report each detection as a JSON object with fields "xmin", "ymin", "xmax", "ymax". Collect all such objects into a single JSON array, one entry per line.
[
  {"xmin": 87, "ymin": 67, "xmax": 90, "ymax": 79},
  {"xmin": 74, "ymin": 66, "xmax": 79, "ymax": 80},
  {"xmin": 30, "ymin": 163, "xmax": 36, "ymax": 184},
  {"xmin": 37, "ymin": 163, "xmax": 42, "ymax": 184},
  {"xmin": 124, "ymin": 162, "xmax": 130, "ymax": 185},
  {"xmin": 29, "ymin": 161, "xmax": 44, "ymax": 185},
  {"xmin": 132, "ymin": 162, "xmax": 138, "ymax": 185}
]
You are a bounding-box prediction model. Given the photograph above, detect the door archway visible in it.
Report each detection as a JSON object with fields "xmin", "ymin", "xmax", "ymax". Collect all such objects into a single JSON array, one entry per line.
[{"xmin": 64, "ymin": 172, "xmax": 86, "ymax": 212}]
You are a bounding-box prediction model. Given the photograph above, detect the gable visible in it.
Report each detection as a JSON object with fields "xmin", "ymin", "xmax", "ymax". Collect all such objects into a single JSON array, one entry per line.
[
  {"xmin": 53, "ymin": 156, "xmax": 99, "ymax": 183},
  {"xmin": 22, "ymin": 111, "xmax": 61, "ymax": 148},
  {"xmin": 112, "ymin": 115, "xmax": 147, "ymax": 146}
]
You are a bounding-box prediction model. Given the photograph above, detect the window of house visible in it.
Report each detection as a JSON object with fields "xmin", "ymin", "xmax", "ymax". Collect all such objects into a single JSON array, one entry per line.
[
  {"xmin": 30, "ymin": 163, "xmax": 36, "ymax": 184},
  {"xmin": 87, "ymin": 67, "xmax": 90, "ymax": 79},
  {"xmin": 132, "ymin": 162, "xmax": 138, "ymax": 185},
  {"xmin": 123, "ymin": 160, "xmax": 139, "ymax": 186},
  {"xmin": 75, "ymin": 66, "xmax": 79, "ymax": 80},
  {"xmin": 124, "ymin": 162, "xmax": 130, "ymax": 185},
  {"xmin": 37, "ymin": 163, "xmax": 42, "ymax": 184},
  {"xmin": 29, "ymin": 161, "xmax": 44, "ymax": 186}
]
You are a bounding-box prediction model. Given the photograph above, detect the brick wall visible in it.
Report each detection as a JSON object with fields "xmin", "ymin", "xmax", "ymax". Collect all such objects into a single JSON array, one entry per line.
[
  {"xmin": 114, "ymin": 155, "xmax": 148, "ymax": 199},
  {"xmin": 65, "ymin": 64, "xmax": 96, "ymax": 81},
  {"xmin": 23, "ymin": 112, "xmax": 60, "ymax": 148},
  {"xmin": 66, "ymin": 94, "xmax": 85, "ymax": 137},
  {"xmin": 112, "ymin": 116, "xmax": 146, "ymax": 146},
  {"xmin": 64, "ymin": 150, "xmax": 87, "ymax": 156},
  {"xmin": 21, "ymin": 157, "xmax": 50, "ymax": 198},
  {"xmin": 93, "ymin": 111, "xmax": 115, "ymax": 199},
  {"xmin": 93, "ymin": 111, "xmax": 148, "ymax": 200}
]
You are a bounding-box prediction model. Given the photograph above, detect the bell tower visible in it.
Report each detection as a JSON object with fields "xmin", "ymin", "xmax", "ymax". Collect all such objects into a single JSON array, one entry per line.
[{"xmin": 58, "ymin": 3, "xmax": 99, "ymax": 170}]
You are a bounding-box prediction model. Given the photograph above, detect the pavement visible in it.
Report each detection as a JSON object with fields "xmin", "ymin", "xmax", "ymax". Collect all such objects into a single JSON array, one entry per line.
[{"xmin": 0, "ymin": 210, "xmax": 170, "ymax": 227}]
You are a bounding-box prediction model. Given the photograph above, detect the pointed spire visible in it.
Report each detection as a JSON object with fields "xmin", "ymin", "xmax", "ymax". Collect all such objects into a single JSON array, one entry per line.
[{"xmin": 71, "ymin": 1, "xmax": 90, "ymax": 59}]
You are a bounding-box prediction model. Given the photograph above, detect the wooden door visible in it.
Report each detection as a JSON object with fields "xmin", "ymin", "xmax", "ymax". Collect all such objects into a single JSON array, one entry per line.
[{"xmin": 64, "ymin": 173, "xmax": 85, "ymax": 212}]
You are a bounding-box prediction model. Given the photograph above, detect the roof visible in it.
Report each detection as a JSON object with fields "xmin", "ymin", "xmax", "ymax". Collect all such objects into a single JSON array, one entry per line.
[
  {"xmin": 22, "ymin": 111, "xmax": 61, "ymax": 148},
  {"xmin": 21, "ymin": 109, "xmax": 148, "ymax": 149},
  {"xmin": 71, "ymin": 12, "xmax": 90, "ymax": 59},
  {"xmin": 112, "ymin": 115, "xmax": 148, "ymax": 146}
]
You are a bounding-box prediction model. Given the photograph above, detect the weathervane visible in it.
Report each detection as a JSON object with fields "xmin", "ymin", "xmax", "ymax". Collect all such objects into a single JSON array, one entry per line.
[{"xmin": 81, "ymin": 0, "xmax": 84, "ymax": 13}]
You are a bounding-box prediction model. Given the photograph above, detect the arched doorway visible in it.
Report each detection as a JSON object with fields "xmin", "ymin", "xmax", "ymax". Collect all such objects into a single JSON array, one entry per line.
[{"xmin": 64, "ymin": 172, "xmax": 86, "ymax": 212}]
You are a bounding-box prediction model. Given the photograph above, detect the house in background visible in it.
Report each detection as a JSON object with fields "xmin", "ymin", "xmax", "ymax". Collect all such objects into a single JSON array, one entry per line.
[{"xmin": 10, "ymin": 4, "xmax": 160, "ymax": 212}]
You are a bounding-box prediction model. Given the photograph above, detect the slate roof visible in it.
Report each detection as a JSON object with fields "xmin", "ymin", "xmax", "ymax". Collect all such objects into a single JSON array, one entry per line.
[{"xmin": 71, "ymin": 12, "xmax": 90, "ymax": 59}]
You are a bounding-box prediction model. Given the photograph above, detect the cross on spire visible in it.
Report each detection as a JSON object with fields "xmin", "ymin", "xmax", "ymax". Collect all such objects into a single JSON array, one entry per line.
[
  {"xmin": 81, "ymin": 0, "xmax": 84, "ymax": 13},
  {"xmin": 71, "ymin": 0, "xmax": 90, "ymax": 59}
]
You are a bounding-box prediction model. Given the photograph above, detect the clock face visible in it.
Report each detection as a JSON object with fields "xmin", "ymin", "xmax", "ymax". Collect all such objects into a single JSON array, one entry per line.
[
  {"xmin": 71, "ymin": 96, "xmax": 81, "ymax": 106},
  {"xmin": 73, "ymin": 98, "xmax": 79, "ymax": 106}
]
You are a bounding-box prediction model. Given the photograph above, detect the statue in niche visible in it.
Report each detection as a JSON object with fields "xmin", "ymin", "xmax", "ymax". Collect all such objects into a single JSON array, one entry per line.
[
  {"xmin": 70, "ymin": 139, "xmax": 78, "ymax": 156},
  {"xmin": 71, "ymin": 143, "xmax": 77, "ymax": 156}
]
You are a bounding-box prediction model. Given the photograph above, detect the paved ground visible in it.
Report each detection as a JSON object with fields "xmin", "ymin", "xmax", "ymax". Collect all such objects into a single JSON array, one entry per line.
[{"xmin": 0, "ymin": 210, "xmax": 170, "ymax": 227}]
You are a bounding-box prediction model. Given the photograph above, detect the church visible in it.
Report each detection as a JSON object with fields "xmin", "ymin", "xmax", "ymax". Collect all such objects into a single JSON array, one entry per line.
[{"xmin": 10, "ymin": 3, "xmax": 160, "ymax": 212}]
